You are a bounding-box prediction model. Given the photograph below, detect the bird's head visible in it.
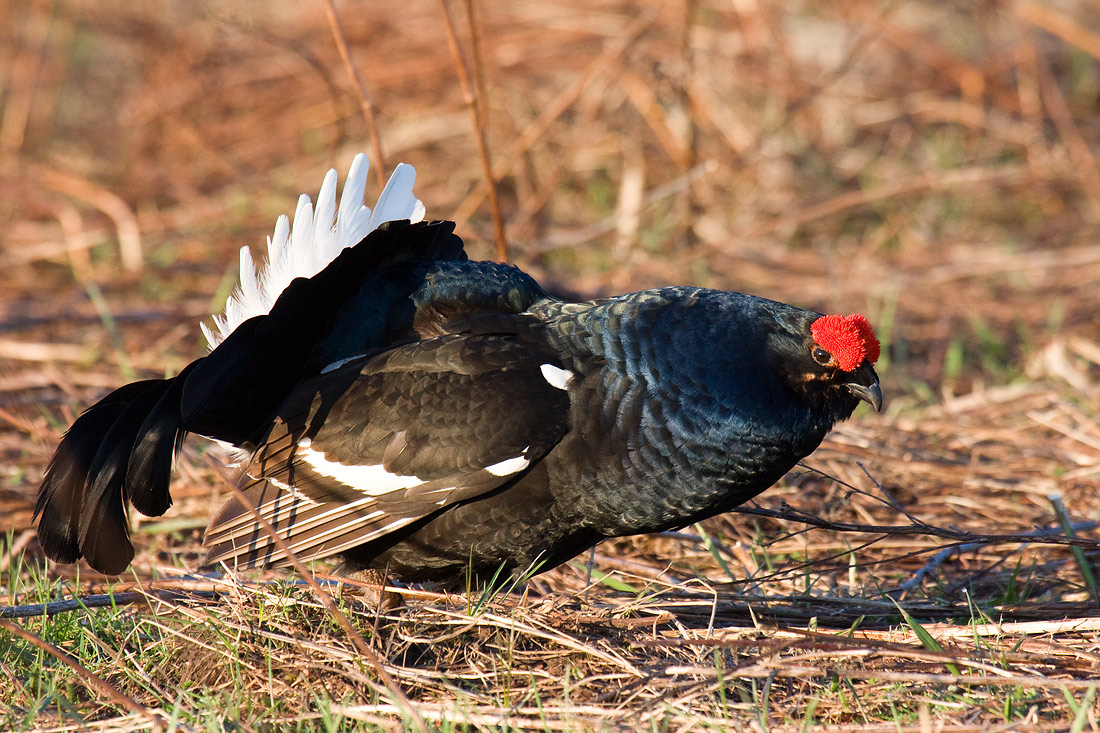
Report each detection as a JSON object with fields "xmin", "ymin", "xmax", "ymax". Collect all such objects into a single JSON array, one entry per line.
[
  {"xmin": 766, "ymin": 310, "xmax": 882, "ymax": 416},
  {"xmin": 800, "ymin": 312, "xmax": 882, "ymax": 411}
]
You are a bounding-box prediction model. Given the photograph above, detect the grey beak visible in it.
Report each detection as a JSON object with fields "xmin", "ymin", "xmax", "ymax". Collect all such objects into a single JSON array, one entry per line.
[{"xmin": 846, "ymin": 378, "xmax": 883, "ymax": 412}]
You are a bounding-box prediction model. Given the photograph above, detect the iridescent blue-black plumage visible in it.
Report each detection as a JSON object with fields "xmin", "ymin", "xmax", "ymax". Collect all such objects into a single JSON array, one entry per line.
[{"xmin": 36, "ymin": 218, "xmax": 881, "ymax": 581}]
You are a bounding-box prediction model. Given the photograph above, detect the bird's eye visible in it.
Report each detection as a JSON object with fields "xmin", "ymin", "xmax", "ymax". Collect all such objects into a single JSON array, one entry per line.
[{"xmin": 811, "ymin": 346, "xmax": 833, "ymax": 366}]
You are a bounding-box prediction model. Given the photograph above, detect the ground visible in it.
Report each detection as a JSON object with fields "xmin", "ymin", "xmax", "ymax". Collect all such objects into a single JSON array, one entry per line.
[{"xmin": 2, "ymin": 0, "xmax": 1100, "ymax": 730}]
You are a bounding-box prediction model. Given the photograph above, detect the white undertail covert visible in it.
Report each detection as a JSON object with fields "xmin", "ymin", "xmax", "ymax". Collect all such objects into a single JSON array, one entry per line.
[{"xmin": 202, "ymin": 154, "xmax": 426, "ymax": 348}]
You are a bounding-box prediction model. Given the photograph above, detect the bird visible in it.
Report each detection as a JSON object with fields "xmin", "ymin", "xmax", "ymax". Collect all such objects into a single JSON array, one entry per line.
[{"xmin": 35, "ymin": 154, "xmax": 882, "ymax": 584}]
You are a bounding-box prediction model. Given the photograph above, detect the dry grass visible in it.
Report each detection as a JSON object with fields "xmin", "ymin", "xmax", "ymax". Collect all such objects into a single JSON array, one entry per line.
[{"xmin": 2, "ymin": 0, "xmax": 1100, "ymax": 729}]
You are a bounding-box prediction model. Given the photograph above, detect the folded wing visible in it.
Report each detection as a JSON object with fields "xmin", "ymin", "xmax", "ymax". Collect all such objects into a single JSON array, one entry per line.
[{"xmin": 204, "ymin": 332, "xmax": 572, "ymax": 568}]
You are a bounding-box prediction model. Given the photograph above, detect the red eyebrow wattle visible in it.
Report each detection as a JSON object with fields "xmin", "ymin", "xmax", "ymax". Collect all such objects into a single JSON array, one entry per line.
[{"xmin": 810, "ymin": 314, "xmax": 880, "ymax": 371}]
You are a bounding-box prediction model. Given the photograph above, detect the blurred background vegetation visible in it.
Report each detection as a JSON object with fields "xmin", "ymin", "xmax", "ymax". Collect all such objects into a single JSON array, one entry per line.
[{"xmin": 2, "ymin": 0, "xmax": 1097, "ymax": 404}]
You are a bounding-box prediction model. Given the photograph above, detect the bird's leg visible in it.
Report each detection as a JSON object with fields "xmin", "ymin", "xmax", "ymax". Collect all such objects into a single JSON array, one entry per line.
[{"xmin": 333, "ymin": 564, "xmax": 405, "ymax": 611}]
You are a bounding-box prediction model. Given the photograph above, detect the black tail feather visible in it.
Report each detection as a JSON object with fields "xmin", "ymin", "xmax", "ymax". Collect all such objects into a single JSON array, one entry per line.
[
  {"xmin": 78, "ymin": 379, "xmax": 186, "ymax": 574},
  {"xmin": 35, "ymin": 380, "xmax": 167, "ymax": 570},
  {"xmin": 127, "ymin": 360, "xmax": 203, "ymax": 516},
  {"xmin": 36, "ymin": 220, "xmax": 473, "ymax": 573},
  {"xmin": 182, "ymin": 220, "xmax": 466, "ymax": 440}
]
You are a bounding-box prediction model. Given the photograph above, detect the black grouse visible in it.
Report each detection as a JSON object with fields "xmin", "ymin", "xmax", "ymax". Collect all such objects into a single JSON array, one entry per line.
[{"xmin": 35, "ymin": 155, "xmax": 882, "ymax": 583}]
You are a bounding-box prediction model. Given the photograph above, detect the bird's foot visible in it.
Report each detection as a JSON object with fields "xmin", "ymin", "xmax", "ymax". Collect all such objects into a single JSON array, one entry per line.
[{"xmin": 331, "ymin": 565, "xmax": 405, "ymax": 611}]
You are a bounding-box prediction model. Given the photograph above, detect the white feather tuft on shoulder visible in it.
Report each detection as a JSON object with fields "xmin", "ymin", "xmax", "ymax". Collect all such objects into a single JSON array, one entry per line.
[{"xmin": 201, "ymin": 154, "xmax": 426, "ymax": 349}]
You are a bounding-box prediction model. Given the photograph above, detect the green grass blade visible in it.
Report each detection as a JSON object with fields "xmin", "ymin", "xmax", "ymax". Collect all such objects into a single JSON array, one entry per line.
[{"xmin": 889, "ymin": 597, "xmax": 961, "ymax": 677}]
